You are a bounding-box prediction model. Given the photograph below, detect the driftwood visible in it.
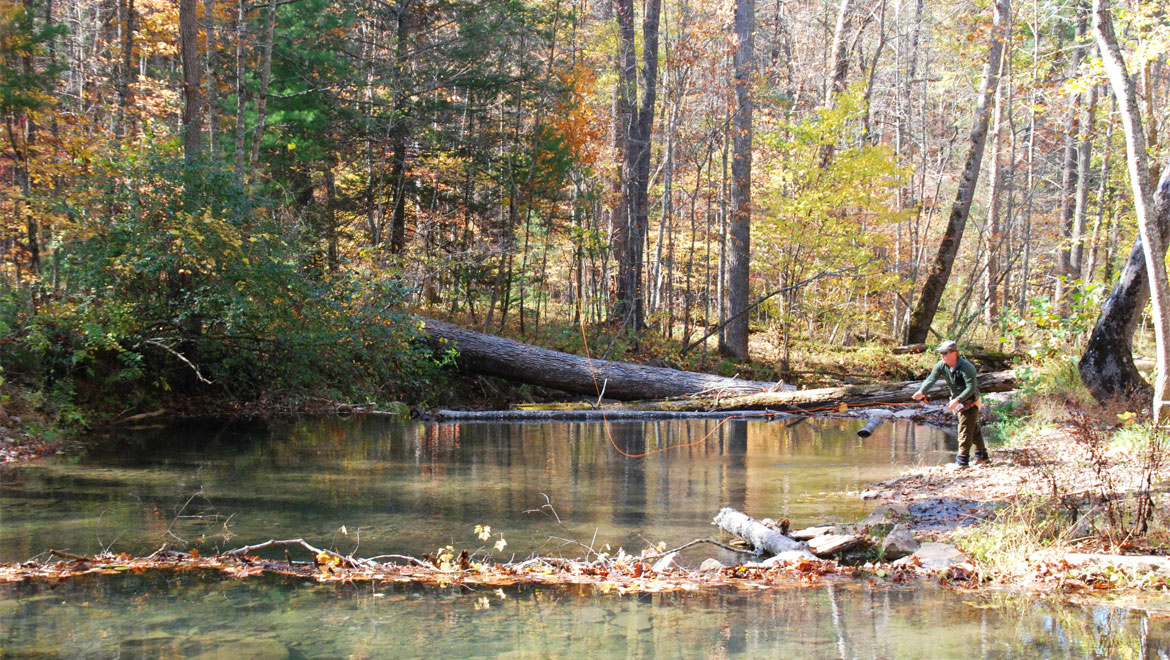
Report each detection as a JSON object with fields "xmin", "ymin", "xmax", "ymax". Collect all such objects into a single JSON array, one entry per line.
[
  {"xmin": 622, "ymin": 370, "xmax": 1016, "ymax": 413},
  {"xmin": 856, "ymin": 409, "xmax": 894, "ymax": 437},
  {"xmin": 807, "ymin": 534, "xmax": 867, "ymax": 556},
  {"xmin": 422, "ymin": 318, "xmax": 773, "ymax": 401},
  {"xmin": 713, "ymin": 507, "xmax": 804, "ymax": 555},
  {"xmin": 789, "ymin": 526, "xmax": 837, "ymax": 540}
]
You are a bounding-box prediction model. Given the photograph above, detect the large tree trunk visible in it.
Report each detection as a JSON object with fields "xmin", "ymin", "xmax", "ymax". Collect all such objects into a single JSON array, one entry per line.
[
  {"xmin": 421, "ymin": 318, "xmax": 771, "ymax": 400},
  {"xmin": 1092, "ymin": 0, "xmax": 1170, "ymax": 421},
  {"xmin": 722, "ymin": 0, "xmax": 754, "ymax": 360},
  {"xmin": 1080, "ymin": 160, "xmax": 1170, "ymax": 401},
  {"xmin": 179, "ymin": 0, "xmax": 204, "ymax": 161},
  {"xmin": 611, "ymin": 0, "xmax": 660, "ymax": 331},
  {"xmin": 904, "ymin": 0, "xmax": 1009, "ymax": 344}
]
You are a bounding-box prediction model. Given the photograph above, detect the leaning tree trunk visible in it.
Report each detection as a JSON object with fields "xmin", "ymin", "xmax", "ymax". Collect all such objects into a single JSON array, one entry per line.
[
  {"xmin": 421, "ymin": 318, "xmax": 771, "ymax": 400},
  {"xmin": 722, "ymin": 0, "xmax": 754, "ymax": 360},
  {"xmin": 904, "ymin": 0, "xmax": 1008, "ymax": 344},
  {"xmin": 1092, "ymin": 0, "xmax": 1170, "ymax": 421},
  {"xmin": 1080, "ymin": 157, "xmax": 1170, "ymax": 401}
]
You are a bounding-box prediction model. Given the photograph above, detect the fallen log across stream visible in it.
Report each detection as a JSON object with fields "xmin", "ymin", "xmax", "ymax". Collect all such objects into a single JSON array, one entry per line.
[
  {"xmin": 421, "ymin": 318, "xmax": 775, "ymax": 401},
  {"xmin": 421, "ymin": 317, "xmax": 1015, "ymax": 413},
  {"xmin": 615, "ymin": 370, "xmax": 1016, "ymax": 413}
]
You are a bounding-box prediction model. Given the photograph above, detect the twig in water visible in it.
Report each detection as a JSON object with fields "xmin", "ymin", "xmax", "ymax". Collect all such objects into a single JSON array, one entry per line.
[
  {"xmin": 522, "ymin": 493, "xmax": 563, "ymax": 525},
  {"xmin": 640, "ymin": 538, "xmax": 758, "ymax": 561}
]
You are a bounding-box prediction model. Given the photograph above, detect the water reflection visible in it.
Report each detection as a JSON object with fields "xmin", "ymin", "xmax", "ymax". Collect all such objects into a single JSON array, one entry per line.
[
  {"xmin": 0, "ymin": 572, "xmax": 1167, "ymax": 658},
  {"xmin": 1, "ymin": 417, "xmax": 951, "ymax": 564}
]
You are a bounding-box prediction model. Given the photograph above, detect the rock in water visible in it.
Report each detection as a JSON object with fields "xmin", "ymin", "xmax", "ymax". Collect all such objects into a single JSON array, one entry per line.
[
  {"xmin": 880, "ymin": 524, "xmax": 919, "ymax": 560},
  {"xmin": 697, "ymin": 558, "xmax": 726, "ymax": 572}
]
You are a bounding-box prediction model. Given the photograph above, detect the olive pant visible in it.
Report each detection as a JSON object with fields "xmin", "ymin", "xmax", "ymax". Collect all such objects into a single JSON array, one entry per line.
[{"xmin": 957, "ymin": 404, "xmax": 986, "ymax": 458}]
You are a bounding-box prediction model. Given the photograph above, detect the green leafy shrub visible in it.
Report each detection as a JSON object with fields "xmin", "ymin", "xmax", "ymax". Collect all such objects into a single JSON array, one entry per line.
[{"xmin": 1, "ymin": 146, "xmax": 450, "ymax": 419}]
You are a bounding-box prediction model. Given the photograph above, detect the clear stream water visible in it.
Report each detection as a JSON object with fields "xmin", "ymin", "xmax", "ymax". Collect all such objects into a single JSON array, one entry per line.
[{"xmin": 1, "ymin": 417, "xmax": 1168, "ymax": 658}]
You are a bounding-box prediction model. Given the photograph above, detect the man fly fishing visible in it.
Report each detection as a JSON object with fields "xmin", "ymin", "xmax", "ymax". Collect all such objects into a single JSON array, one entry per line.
[{"xmin": 911, "ymin": 340, "xmax": 989, "ymax": 468}]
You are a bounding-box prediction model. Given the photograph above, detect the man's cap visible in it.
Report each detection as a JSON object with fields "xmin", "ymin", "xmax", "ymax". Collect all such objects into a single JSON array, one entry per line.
[{"xmin": 937, "ymin": 340, "xmax": 959, "ymax": 354}]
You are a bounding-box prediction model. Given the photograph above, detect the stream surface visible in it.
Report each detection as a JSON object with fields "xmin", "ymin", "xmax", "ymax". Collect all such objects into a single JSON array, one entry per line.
[{"xmin": 2, "ymin": 416, "xmax": 1168, "ymax": 658}]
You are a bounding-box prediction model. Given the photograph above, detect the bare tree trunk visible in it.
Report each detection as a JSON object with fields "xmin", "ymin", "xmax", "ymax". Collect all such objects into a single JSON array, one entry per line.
[
  {"xmin": 1057, "ymin": 5, "xmax": 1089, "ymax": 306},
  {"xmin": 179, "ymin": 0, "xmax": 204, "ymax": 161},
  {"xmin": 1085, "ymin": 102, "xmax": 1115, "ymax": 283},
  {"xmin": 114, "ymin": 0, "xmax": 135, "ymax": 143},
  {"xmin": 722, "ymin": 0, "xmax": 754, "ymax": 360},
  {"xmin": 983, "ymin": 60, "xmax": 1007, "ymax": 327},
  {"xmin": 388, "ymin": 0, "xmax": 411, "ymax": 253},
  {"xmin": 1090, "ymin": 0, "xmax": 1170, "ymax": 420},
  {"xmin": 232, "ymin": 0, "xmax": 247, "ymax": 181},
  {"xmin": 825, "ymin": 0, "xmax": 851, "ymax": 106},
  {"xmin": 612, "ymin": 0, "xmax": 661, "ymax": 332},
  {"xmin": 204, "ymin": 0, "xmax": 219, "ymax": 156},
  {"xmin": 1071, "ymin": 85, "xmax": 1097, "ymax": 276},
  {"xmin": 247, "ymin": 0, "xmax": 277, "ymax": 181},
  {"xmin": 905, "ymin": 0, "xmax": 1009, "ymax": 344}
]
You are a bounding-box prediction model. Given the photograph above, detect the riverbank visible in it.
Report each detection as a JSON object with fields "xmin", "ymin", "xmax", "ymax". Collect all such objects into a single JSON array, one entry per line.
[{"xmin": 856, "ymin": 408, "xmax": 1170, "ymax": 593}]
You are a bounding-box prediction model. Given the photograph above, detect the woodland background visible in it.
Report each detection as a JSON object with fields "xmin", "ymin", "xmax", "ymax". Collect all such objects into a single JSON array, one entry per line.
[{"xmin": 2, "ymin": 0, "xmax": 1168, "ymax": 420}]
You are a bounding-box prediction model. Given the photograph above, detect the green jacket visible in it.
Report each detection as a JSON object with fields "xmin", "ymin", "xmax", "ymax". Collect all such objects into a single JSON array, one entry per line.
[{"xmin": 916, "ymin": 357, "xmax": 979, "ymax": 403}]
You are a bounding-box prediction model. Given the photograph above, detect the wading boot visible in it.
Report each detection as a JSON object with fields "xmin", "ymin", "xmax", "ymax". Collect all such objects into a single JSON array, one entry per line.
[
  {"xmin": 946, "ymin": 454, "xmax": 970, "ymax": 470},
  {"xmin": 973, "ymin": 449, "xmax": 991, "ymax": 466}
]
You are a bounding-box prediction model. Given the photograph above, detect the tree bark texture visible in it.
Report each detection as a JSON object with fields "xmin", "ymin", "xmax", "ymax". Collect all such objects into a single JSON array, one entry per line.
[
  {"xmin": 904, "ymin": 0, "xmax": 1008, "ymax": 344},
  {"xmin": 1092, "ymin": 0, "xmax": 1170, "ymax": 420},
  {"xmin": 421, "ymin": 318, "xmax": 772, "ymax": 400},
  {"xmin": 179, "ymin": 0, "xmax": 204, "ymax": 161},
  {"xmin": 611, "ymin": 0, "xmax": 660, "ymax": 330},
  {"xmin": 722, "ymin": 0, "xmax": 754, "ymax": 360}
]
